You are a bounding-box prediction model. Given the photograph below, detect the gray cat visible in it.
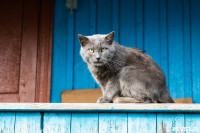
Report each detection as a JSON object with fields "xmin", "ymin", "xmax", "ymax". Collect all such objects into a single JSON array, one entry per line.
[{"xmin": 78, "ymin": 32, "xmax": 174, "ymax": 103}]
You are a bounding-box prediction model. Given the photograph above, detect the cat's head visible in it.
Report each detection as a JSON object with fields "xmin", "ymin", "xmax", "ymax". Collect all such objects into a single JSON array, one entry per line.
[{"xmin": 78, "ymin": 32, "xmax": 116, "ymax": 67}]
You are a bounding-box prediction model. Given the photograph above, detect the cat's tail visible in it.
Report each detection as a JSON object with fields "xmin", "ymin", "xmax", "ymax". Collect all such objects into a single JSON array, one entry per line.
[{"xmin": 158, "ymin": 88, "xmax": 175, "ymax": 103}]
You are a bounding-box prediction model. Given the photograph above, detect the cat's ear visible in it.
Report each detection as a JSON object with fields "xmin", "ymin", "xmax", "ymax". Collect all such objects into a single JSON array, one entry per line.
[
  {"xmin": 105, "ymin": 31, "xmax": 115, "ymax": 44},
  {"xmin": 78, "ymin": 34, "xmax": 89, "ymax": 47}
]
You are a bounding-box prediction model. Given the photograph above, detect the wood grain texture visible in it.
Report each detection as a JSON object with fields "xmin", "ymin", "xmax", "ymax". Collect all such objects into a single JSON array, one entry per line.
[
  {"xmin": 99, "ymin": 113, "xmax": 127, "ymax": 133},
  {"xmin": 35, "ymin": 0, "xmax": 53, "ymax": 103},
  {"xmin": 19, "ymin": 0, "xmax": 39, "ymax": 102},
  {"xmin": 157, "ymin": 113, "xmax": 184, "ymax": 133},
  {"xmin": 71, "ymin": 113, "xmax": 98, "ymax": 133},
  {"xmin": 43, "ymin": 113, "xmax": 71, "ymax": 133},
  {"xmin": 0, "ymin": 0, "xmax": 23, "ymax": 93},
  {"xmin": 0, "ymin": 113, "xmax": 15, "ymax": 133},
  {"xmin": 0, "ymin": 94, "xmax": 19, "ymax": 103},
  {"xmin": 128, "ymin": 113, "xmax": 156, "ymax": 133},
  {"xmin": 15, "ymin": 113, "xmax": 42, "ymax": 133}
]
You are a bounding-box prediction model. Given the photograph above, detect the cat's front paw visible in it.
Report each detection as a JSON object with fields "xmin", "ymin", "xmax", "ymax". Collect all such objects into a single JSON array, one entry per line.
[{"xmin": 97, "ymin": 97, "xmax": 113, "ymax": 103}]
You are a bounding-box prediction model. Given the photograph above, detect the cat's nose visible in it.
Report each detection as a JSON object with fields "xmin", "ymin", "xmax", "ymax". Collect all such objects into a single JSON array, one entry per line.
[{"xmin": 96, "ymin": 57, "xmax": 101, "ymax": 61}]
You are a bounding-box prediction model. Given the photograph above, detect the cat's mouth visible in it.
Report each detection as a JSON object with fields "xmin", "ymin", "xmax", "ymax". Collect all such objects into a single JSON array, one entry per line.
[{"xmin": 92, "ymin": 61, "xmax": 104, "ymax": 66}]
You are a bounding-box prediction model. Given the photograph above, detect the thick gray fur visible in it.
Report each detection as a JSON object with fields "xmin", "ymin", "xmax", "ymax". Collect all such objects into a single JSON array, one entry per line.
[{"xmin": 78, "ymin": 32, "xmax": 174, "ymax": 103}]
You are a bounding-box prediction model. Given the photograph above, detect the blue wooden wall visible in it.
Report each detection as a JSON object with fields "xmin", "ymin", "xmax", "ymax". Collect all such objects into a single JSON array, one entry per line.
[
  {"xmin": 1, "ymin": 112, "xmax": 200, "ymax": 132},
  {"xmin": 51, "ymin": 0, "xmax": 200, "ymax": 103}
]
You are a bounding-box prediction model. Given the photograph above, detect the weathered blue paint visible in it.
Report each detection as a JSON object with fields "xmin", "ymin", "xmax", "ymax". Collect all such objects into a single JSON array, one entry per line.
[
  {"xmin": 128, "ymin": 113, "xmax": 156, "ymax": 133},
  {"xmin": 1, "ymin": 110, "xmax": 200, "ymax": 133},
  {"xmin": 99, "ymin": 113, "xmax": 127, "ymax": 133},
  {"xmin": 71, "ymin": 113, "xmax": 98, "ymax": 133},
  {"xmin": 15, "ymin": 113, "xmax": 42, "ymax": 133},
  {"xmin": 43, "ymin": 112, "xmax": 71, "ymax": 132},
  {"xmin": 0, "ymin": 113, "xmax": 15, "ymax": 133},
  {"xmin": 157, "ymin": 113, "xmax": 184, "ymax": 132},
  {"xmin": 51, "ymin": 0, "xmax": 200, "ymax": 103}
]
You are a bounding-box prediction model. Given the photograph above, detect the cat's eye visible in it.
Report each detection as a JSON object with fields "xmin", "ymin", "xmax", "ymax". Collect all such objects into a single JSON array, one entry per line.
[
  {"xmin": 101, "ymin": 48, "xmax": 107, "ymax": 52},
  {"xmin": 88, "ymin": 49, "xmax": 94, "ymax": 53}
]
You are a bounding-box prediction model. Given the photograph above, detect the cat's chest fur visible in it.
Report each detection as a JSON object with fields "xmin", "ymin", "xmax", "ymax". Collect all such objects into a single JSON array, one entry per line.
[{"xmin": 88, "ymin": 65, "xmax": 118, "ymax": 87}]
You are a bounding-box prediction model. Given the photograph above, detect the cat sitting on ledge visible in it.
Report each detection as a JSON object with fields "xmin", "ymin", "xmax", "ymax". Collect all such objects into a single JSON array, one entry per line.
[{"xmin": 78, "ymin": 32, "xmax": 174, "ymax": 103}]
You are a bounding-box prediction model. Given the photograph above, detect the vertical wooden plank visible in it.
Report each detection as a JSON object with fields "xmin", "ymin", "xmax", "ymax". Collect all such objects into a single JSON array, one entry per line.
[
  {"xmin": 74, "ymin": 0, "xmax": 94, "ymax": 89},
  {"xmin": 43, "ymin": 112, "xmax": 71, "ymax": 133},
  {"xmin": 120, "ymin": 0, "xmax": 136, "ymax": 47},
  {"xmin": 97, "ymin": 0, "xmax": 113, "ymax": 33},
  {"xmin": 36, "ymin": 0, "xmax": 54, "ymax": 102},
  {"xmin": 144, "ymin": 0, "xmax": 160, "ymax": 65},
  {"xmin": 99, "ymin": 113, "xmax": 127, "ymax": 133},
  {"xmin": 90, "ymin": 0, "xmax": 98, "ymax": 88},
  {"xmin": 15, "ymin": 113, "xmax": 42, "ymax": 133},
  {"xmin": 136, "ymin": 0, "xmax": 144, "ymax": 50},
  {"xmin": 71, "ymin": 113, "xmax": 98, "ymax": 133},
  {"xmin": 160, "ymin": 0, "xmax": 169, "ymax": 86},
  {"xmin": 191, "ymin": 0, "xmax": 200, "ymax": 103},
  {"xmin": 128, "ymin": 113, "xmax": 156, "ymax": 133},
  {"xmin": 185, "ymin": 114, "xmax": 200, "ymax": 132},
  {"xmin": 113, "ymin": 0, "xmax": 119, "ymax": 42},
  {"xmin": 168, "ymin": 0, "xmax": 184, "ymax": 99},
  {"xmin": 183, "ymin": 0, "xmax": 192, "ymax": 99},
  {"xmin": 90, "ymin": 0, "xmax": 97, "ymax": 35},
  {"xmin": 0, "ymin": 0, "xmax": 23, "ymax": 93},
  {"xmin": 157, "ymin": 113, "xmax": 184, "ymax": 133},
  {"xmin": 66, "ymin": 12, "xmax": 75, "ymax": 90},
  {"xmin": 0, "ymin": 113, "xmax": 15, "ymax": 133},
  {"xmin": 51, "ymin": 0, "xmax": 68, "ymax": 102},
  {"xmin": 19, "ymin": 0, "xmax": 39, "ymax": 102}
]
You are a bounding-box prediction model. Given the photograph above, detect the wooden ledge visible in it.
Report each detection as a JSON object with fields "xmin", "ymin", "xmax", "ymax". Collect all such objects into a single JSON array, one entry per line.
[{"xmin": 0, "ymin": 103, "xmax": 199, "ymax": 112}]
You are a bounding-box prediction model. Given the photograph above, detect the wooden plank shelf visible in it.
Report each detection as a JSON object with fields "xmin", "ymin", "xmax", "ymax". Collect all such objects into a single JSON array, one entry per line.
[
  {"xmin": 0, "ymin": 103, "xmax": 200, "ymax": 112},
  {"xmin": 1, "ymin": 103, "xmax": 200, "ymax": 132}
]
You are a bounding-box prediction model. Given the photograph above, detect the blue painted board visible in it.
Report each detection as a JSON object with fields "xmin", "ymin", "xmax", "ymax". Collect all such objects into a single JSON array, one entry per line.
[
  {"xmin": 157, "ymin": 113, "xmax": 184, "ymax": 133},
  {"xmin": 99, "ymin": 113, "xmax": 127, "ymax": 133},
  {"xmin": 0, "ymin": 113, "xmax": 15, "ymax": 133},
  {"xmin": 15, "ymin": 113, "xmax": 42, "ymax": 133},
  {"xmin": 51, "ymin": 0, "xmax": 69, "ymax": 103},
  {"xmin": 183, "ymin": 0, "xmax": 192, "ymax": 99},
  {"xmin": 120, "ymin": 0, "xmax": 136, "ymax": 47},
  {"xmin": 112, "ymin": 0, "xmax": 119, "ymax": 42},
  {"xmin": 128, "ymin": 113, "xmax": 156, "ymax": 133},
  {"xmin": 51, "ymin": 0, "xmax": 200, "ymax": 103},
  {"xmin": 97, "ymin": 0, "xmax": 112, "ymax": 34},
  {"xmin": 43, "ymin": 113, "xmax": 71, "ymax": 133},
  {"xmin": 144, "ymin": 0, "xmax": 160, "ymax": 65},
  {"xmin": 74, "ymin": 0, "xmax": 95, "ymax": 89},
  {"xmin": 160, "ymin": 0, "xmax": 169, "ymax": 86},
  {"xmin": 66, "ymin": 12, "xmax": 75, "ymax": 90},
  {"xmin": 168, "ymin": 0, "xmax": 184, "ymax": 99},
  {"xmin": 136, "ymin": 0, "xmax": 144, "ymax": 50},
  {"xmin": 71, "ymin": 113, "xmax": 98, "ymax": 133},
  {"xmin": 191, "ymin": 0, "xmax": 200, "ymax": 103},
  {"xmin": 185, "ymin": 114, "xmax": 200, "ymax": 133}
]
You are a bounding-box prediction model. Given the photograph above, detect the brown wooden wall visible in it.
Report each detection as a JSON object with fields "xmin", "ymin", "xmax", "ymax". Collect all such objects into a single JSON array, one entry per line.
[{"xmin": 0, "ymin": 0, "xmax": 53, "ymax": 102}]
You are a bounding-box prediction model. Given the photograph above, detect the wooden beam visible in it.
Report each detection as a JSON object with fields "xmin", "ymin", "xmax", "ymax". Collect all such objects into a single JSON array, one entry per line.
[
  {"xmin": 0, "ymin": 103, "xmax": 199, "ymax": 112},
  {"xmin": 35, "ymin": 0, "xmax": 54, "ymax": 103}
]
